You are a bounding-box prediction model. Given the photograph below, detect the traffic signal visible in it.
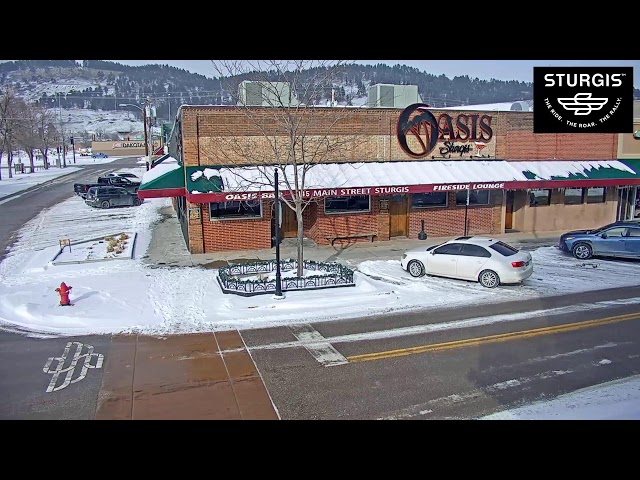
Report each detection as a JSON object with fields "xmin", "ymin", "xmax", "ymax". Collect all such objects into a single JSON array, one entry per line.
[{"xmin": 70, "ymin": 136, "xmax": 74, "ymax": 145}]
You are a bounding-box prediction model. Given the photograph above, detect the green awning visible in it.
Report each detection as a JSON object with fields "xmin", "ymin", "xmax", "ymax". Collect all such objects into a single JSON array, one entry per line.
[
  {"xmin": 137, "ymin": 165, "xmax": 185, "ymax": 198},
  {"xmin": 516, "ymin": 160, "xmax": 640, "ymax": 181},
  {"xmin": 185, "ymin": 165, "xmax": 224, "ymax": 194}
]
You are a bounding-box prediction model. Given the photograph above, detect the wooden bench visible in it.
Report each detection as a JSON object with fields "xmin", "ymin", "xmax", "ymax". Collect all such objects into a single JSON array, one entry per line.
[{"xmin": 326, "ymin": 233, "xmax": 376, "ymax": 246}]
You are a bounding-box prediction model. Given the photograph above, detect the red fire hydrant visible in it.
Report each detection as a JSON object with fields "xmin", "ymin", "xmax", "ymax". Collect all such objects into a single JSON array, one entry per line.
[{"xmin": 55, "ymin": 282, "xmax": 72, "ymax": 306}]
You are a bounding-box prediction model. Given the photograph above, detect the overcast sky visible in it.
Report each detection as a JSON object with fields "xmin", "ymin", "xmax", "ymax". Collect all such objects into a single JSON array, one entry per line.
[{"xmin": 107, "ymin": 60, "xmax": 640, "ymax": 88}]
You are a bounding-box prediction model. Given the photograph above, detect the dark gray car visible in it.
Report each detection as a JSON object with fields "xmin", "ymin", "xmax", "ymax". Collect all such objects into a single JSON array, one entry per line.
[{"xmin": 85, "ymin": 186, "xmax": 142, "ymax": 209}]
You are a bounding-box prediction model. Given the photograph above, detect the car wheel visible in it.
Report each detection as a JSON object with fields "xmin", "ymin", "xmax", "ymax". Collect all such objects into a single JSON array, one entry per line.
[
  {"xmin": 478, "ymin": 269, "xmax": 500, "ymax": 288},
  {"xmin": 572, "ymin": 243, "xmax": 593, "ymax": 260},
  {"xmin": 407, "ymin": 259, "xmax": 425, "ymax": 277},
  {"xmin": 133, "ymin": 198, "xmax": 141, "ymax": 206},
  {"xmin": 100, "ymin": 200, "xmax": 110, "ymax": 209}
]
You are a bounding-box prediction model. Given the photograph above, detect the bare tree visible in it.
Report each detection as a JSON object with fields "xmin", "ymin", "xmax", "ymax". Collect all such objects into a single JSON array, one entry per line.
[
  {"xmin": 34, "ymin": 104, "xmax": 57, "ymax": 169},
  {"xmin": 13, "ymin": 100, "xmax": 42, "ymax": 173},
  {"xmin": 0, "ymin": 88, "xmax": 24, "ymax": 179},
  {"xmin": 206, "ymin": 60, "xmax": 370, "ymax": 276}
]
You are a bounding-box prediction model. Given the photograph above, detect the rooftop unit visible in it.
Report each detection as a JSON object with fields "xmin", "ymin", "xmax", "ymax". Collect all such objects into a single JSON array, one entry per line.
[
  {"xmin": 238, "ymin": 80, "xmax": 299, "ymax": 107},
  {"xmin": 367, "ymin": 84, "xmax": 423, "ymax": 109}
]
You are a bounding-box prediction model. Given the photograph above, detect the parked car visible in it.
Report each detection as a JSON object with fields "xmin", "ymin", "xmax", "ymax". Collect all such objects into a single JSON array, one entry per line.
[
  {"xmin": 558, "ymin": 221, "xmax": 640, "ymax": 260},
  {"xmin": 97, "ymin": 176, "xmax": 141, "ymax": 193},
  {"xmin": 85, "ymin": 186, "xmax": 142, "ymax": 208},
  {"xmin": 92, "ymin": 152, "xmax": 108, "ymax": 158},
  {"xmin": 106, "ymin": 172, "xmax": 141, "ymax": 181},
  {"xmin": 401, "ymin": 236, "xmax": 533, "ymax": 288},
  {"xmin": 74, "ymin": 176, "xmax": 140, "ymax": 198}
]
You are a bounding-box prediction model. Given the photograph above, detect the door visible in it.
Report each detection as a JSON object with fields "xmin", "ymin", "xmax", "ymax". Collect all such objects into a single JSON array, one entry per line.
[
  {"xmin": 389, "ymin": 195, "xmax": 408, "ymax": 237},
  {"xmin": 625, "ymin": 226, "xmax": 640, "ymax": 257},
  {"xmin": 593, "ymin": 226, "xmax": 628, "ymax": 256},
  {"xmin": 505, "ymin": 191, "xmax": 514, "ymax": 230},
  {"xmin": 457, "ymin": 244, "xmax": 491, "ymax": 280},
  {"xmin": 281, "ymin": 204, "xmax": 297, "ymax": 238},
  {"xmin": 427, "ymin": 243, "xmax": 462, "ymax": 277}
]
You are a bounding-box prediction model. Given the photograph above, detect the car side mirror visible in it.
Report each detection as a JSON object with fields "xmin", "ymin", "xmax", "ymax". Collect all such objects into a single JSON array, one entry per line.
[
  {"xmin": 430, "ymin": 250, "xmax": 436, "ymax": 255},
  {"xmin": 601, "ymin": 232, "xmax": 608, "ymax": 239}
]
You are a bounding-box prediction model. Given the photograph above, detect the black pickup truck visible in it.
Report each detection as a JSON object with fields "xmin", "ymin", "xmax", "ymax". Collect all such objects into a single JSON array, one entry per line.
[{"xmin": 74, "ymin": 176, "xmax": 141, "ymax": 198}]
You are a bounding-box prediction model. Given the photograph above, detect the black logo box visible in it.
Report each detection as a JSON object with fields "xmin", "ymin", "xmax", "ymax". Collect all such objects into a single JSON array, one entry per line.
[{"xmin": 533, "ymin": 66, "xmax": 633, "ymax": 134}]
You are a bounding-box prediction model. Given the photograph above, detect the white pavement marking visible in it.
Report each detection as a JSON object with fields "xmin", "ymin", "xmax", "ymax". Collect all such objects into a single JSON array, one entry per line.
[
  {"xmin": 288, "ymin": 324, "xmax": 349, "ymax": 366},
  {"xmin": 43, "ymin": 341, "xmax": 104, "ymax": 393}
]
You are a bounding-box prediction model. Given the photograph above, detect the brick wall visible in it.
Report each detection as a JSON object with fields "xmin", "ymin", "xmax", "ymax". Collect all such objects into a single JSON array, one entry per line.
[
  {"xmin": 200, "ymin": 202, "xmax": 273, "ymax": 252},
  {"xmin": 408, "ymin": 192, "xmax": 501, "ymax": 238},
  {"xmin": 309, "ymin": 197, "xmax": 381, "ymax": 245}
]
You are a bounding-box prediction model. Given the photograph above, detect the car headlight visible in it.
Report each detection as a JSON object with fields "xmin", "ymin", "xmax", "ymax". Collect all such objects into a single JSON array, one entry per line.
[
  {"xmin": 402, "ymin": 254, "xmax": 407, "ymax": 260},
  {"xmin": 564, "ymin": 236, "xmax": 574, "ymax": 241}
]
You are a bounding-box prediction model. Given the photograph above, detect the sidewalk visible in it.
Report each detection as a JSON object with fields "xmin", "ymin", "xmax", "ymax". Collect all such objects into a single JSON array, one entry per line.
[{"xmin": 143, "ymin": 205, "xmax": 564, "ymax": 268}]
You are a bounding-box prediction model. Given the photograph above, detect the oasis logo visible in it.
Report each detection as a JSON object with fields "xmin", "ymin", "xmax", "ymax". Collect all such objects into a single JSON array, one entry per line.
[
  {"xmin": 397, "ymin": 103, "xmax": 493, "ymax": 157},
  {"xmin": 533, "ymin": 67, "xmax": 633, "ymax": 134}
]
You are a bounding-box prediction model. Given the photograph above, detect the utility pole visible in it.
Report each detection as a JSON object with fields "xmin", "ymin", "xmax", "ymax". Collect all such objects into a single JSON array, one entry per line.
[{"xmin": 144, "ymin": 96, "xmax": 152, "ymax": 170}]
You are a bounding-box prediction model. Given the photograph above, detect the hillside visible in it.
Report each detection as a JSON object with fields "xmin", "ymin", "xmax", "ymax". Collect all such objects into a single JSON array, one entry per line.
[{"xmin": 0, "ymin": 59, "xmax": 563, "ymax": 138}]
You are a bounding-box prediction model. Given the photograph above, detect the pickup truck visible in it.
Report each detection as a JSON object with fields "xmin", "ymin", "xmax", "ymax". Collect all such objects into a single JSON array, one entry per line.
[{"xmin": 74, "ymin": 175, "xmax": 141, "ymax": 198}]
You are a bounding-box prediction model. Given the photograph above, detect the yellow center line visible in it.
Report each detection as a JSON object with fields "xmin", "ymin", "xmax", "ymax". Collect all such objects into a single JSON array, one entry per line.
[{"xmin": 347, "ymin": 311, "xmax": 640, "ymax": 363}]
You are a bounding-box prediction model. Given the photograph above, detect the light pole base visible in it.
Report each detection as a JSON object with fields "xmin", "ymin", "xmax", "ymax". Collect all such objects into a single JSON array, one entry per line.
[{"xmin": 272, "ymin": 293, "xmax": 286, "ymax": 300}]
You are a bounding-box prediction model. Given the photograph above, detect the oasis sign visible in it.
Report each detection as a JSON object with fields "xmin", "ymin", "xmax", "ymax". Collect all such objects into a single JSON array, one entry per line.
[{"xmin": 397, "ymin": 103, "xmax": 493, "ymax": 157}]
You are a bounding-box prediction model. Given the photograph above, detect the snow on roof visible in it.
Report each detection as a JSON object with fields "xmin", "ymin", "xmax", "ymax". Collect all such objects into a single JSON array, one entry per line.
[
  {"xmin": 141, "ymin": 157, "xmax": 180, "ymax": 184},
  {"xmin": 209, "ymin": 159, "xmax": 636, "ymax": 192}
]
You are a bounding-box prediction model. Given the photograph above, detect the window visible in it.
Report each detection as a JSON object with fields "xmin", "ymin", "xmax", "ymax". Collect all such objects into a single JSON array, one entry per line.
[
  {"xmin": 489, "ymin": 241, "xmax": 519, "ymax": 257},
  {"xmin": 412, "ymin": 192, "xmax": 447, "ymax": 208},
  {"xmin": 460, "ymin": 244, "xmax": 491, "ymax": 258},
  {"xmin": 433, "ymin": 243, "xmax": 463, "ymax": 255},
  {"xmin": 529, "ymin": 189, "xmax": 551, "ymax": 206},
  {"xmin": 603, "ymin": 227, "xmax": 626, "ymax": 238},
  {"xmin": 586, "ymin": 187, "xmax": 606, "ymax": 204},
  {"xmin": 456, "ymin": 189, "xmax": 489, "ymax": 206},
  {"xmin": 209, "ymin": 200, "xmax": 262, "ymax": 220},
  {"xmin": 325, "ymin": 195, "xmax": 370, "ymax": 214},
  {"xmin": 564, "ymin": 188, "xmax": 584, "ymax": 205},
  {"xmin": 628, "ymin": 227, "xmax": 640, "ymax": 237}
]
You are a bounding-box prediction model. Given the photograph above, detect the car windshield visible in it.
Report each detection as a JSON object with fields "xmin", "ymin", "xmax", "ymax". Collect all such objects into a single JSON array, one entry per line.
[
  {"xmin": 588, "ymin": 223, "xmax": 618, "ymax": 234},
  {"xmin": 489, "ymin": 241, "xmax": 519, "ymax": 257},
  {"xmin": 426, "ymin": 244, "xmax": 441, "ymax": 251}
]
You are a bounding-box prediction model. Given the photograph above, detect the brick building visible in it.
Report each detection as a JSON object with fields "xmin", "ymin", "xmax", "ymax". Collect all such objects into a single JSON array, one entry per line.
[{"xmin": 137, "ymin": 102, "xmax": 640, "ymax": 254}]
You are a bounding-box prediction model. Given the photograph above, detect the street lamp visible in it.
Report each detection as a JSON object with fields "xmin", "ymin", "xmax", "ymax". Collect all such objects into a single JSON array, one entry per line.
[{"xmin": 119, "ymin": 102, "xmax": 151, "ymax": 169}]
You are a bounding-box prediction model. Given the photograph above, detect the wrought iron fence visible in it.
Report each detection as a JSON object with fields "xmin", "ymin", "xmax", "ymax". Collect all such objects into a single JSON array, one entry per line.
[{"xmin": 217, "ymin": 259, "xmax": 355, "ymax": 296}]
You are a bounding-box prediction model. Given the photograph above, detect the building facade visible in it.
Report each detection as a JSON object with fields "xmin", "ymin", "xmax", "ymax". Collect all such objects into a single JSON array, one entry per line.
[{"xmin": 138, "ymin": 102, "xmax": 640, "ymax": 254}]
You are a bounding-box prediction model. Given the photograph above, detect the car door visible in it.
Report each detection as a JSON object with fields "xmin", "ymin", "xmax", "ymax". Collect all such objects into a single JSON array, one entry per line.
[
  {"xmin": 592, "ymin": 226, "xmax": 628, "ymax": 256},
  {"xmin": 457, "ymin": 244, "xmax": 492, "ymax": 280},
  {"xmin": 625, "ymin": 226, "xmax": 640, "ymax": 258},
  {"xmin": 427, "ymin": 243, "xmax": 463, "ymax": 277},
  {"xmin": 114, "ymin": 187, "xmax": 128, "ymax": 206}
]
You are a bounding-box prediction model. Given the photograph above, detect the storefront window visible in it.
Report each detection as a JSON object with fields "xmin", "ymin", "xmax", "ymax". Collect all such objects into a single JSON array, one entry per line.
[
  {"xmin": 325, "ymin": 195, "xmax": 370, "ymax": 214},
  {"xmin": 209, "ymin": 200, "xmax": 262, "ymax": 220},
  {"xmin": 412, "ymin": 192, "xmax": 448, "ymax": 208},
  {"xmin": 586, "ymin": 187, "xmax": 606, "ymax": 204},
  {"xmin": 564, "ymin": 188, "xmax": 584, "ymax": 205},
  {"xmin": 455, "ymin": 190, "xmax": 489, "ymax": 206},
  {"xmin": 529, "ymin": 189, "xmax": 551, "ymax": 206}
]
